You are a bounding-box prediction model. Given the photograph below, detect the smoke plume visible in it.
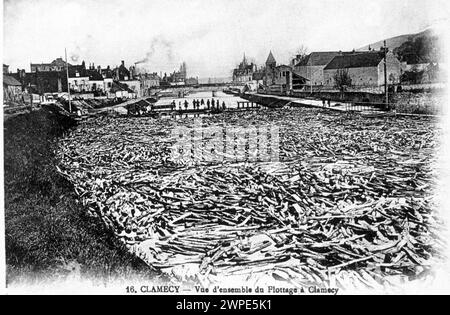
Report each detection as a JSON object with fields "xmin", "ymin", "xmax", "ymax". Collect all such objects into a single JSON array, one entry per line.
[{"xmin": 135, "ymin": 36, "xmax": 174, "ymax": 65}]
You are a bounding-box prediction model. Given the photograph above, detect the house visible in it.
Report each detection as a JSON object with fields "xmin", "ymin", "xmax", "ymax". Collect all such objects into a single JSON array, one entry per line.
[
  {"xmin": 263, "ymin": 51, "xmax": 308, "ymax": 93},
  {"xmin": 404, "ymin": 63, "xmax": 429, "ymax": 72},
  {"xmin": 323, "ymin": 50, "xmax": 402, "ymax": 87},
  {"xmin": 86, "ymin": 66, "xmax": 106, "ymax": 93},
  {"xmin": 294, "ymin": 51, "xmax": 349, "ymax": 86},
  {"xmin": 101, "ymin": 66, "xmax": 114, "ymax": 91},
  {"xmin": 401, "ymin": 62, "xmax": 443, "ymax": 84},
  {"xmin": 12, "ymin": 69, "xmax": 68, "ymax": 95},
  {"xmin": 68, "ymin": 62, "xmax": 90, "ymax": 93},
  {"xmin": 114, "ymin": 61, "xmax": 131, "ymax": 81},
  {"xmin": 232, "ymin": 53, "xmax": 257, "ymax": 83},
  {"xmin": 110, "ymin": 60, "xmax": 142, "ymax": 97},
  {"xmin": 139, "ymin": 73, "xmax": 160, "ymax": 96},
  {"xmin": 3, "ymin": 74, "xmax": 23, "ymax": 104},
  {"xmin": 119, "ymin": 79, "xmax": 141, "ymax": 97},
  {"xmin": 110, "ymin": 81, "xmax": 135, "ymax": 99},
  {"xmin": 30, "ymin": 57, "xmax": 69, "ymax": 72}
]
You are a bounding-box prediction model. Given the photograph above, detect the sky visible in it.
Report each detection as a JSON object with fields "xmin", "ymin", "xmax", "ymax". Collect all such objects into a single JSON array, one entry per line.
[{"xmin": 3, "ymin": 0, "xmax": 449, "ymax": 78}]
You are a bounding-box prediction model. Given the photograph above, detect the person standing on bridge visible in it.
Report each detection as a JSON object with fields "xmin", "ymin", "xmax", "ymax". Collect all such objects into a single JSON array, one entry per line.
[
  {"xmin": 201, "ymin": 99, "xmax": 205, "ymax": 108},
  {"xmin": 171, "ymin": 100, "xmax": 176, "ymax": 111},
  {"xmin": 211, "ymin": 99, "xmax": 215, "ymax": 109},
  {"xmin": 206, "ymin": 99, "xmax": 210, "ymax": 110},
  {"xmin": 184, "ymin": 100, "xmax": 188, "ymax": 110},
  {"xmin": 222, "ymin": 101, "xmax": 226, "ymax": 110}
]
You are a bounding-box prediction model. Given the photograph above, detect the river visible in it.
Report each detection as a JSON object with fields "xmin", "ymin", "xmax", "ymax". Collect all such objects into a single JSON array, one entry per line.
[{"xmin": 154, "ymin": 90, "xmax": 252, "ymax": 111}]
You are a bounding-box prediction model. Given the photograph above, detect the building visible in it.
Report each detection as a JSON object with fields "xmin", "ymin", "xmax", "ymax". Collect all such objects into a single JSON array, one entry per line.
[
  {"xmin": 172, "ymin": 62, "xmax": 187, "ymax": 83},
  {"xmin": 161, "ymin": 62, "xmax": 188, "ymax": 85},
  {"xmin": 138, "ymin": 73, "xmax": 160, "ymax": 96},
  {"xmin": 68, "ymin": 62, "xmax": 90, "ymax": 93},
  {"xmin": 107, "ymin": 60, "xmax": 142, "ymax": 96},
  {"xmin": 263, "ymin": 51, "xmax": 307, "ymax": 93},
  {"xmin": 30, "ymin": 57, "xmax": 69, "ymax": 72},
  {"xmin": 232, "ymin": 53, "xmax": 257, "ymax": 83},
  {"xmin": 323, "ymin": 50, "xmax": 402, "ymax": 87},
  {"xmin": 12, "ymin": 69, "xmax": 68, "ymax": 95},
  {"xmin": 114, "ymin": 60, "xmax": 131, "ymax": 81},
  {"xmin": 294, "ymin": 51, "xmax": 349, "ymax": 86},
  {"xmin": 86, "ymin": 65, "xmax": 107, "ymax": 93},
  {"xmin": 3, "ymin": 74, "xmax": 23, "ymax": 104},
  {"xmin": 263, "ymin": 51, "xmax": 277, "ymax": 86},
  {"xmin": 119, "ymin": 79, "xmax": 141, "ymax": 97},
  {"xmin": 110, "ymin": 81, "xmax": 135, "ymax": 99}
]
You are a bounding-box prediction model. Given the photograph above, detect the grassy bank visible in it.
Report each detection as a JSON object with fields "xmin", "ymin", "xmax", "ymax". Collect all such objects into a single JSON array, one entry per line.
[{"xmin": 4, "ymin": 107, "xmax": 157, "ymax": 285}]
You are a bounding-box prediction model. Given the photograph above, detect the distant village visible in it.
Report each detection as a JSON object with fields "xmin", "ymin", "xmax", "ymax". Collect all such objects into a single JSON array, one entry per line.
[
  {"xmin": 3, "ymin": 35, "xmax": 445, "ymax": 107},
  {"xmin": 3, "ymin": 58, "xmax": 199, "ymax": 105}
]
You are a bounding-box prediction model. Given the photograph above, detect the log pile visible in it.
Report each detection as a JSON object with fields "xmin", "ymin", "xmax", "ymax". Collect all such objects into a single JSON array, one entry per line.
[{"xmin": 57, "ymin": 108, "xmax": 444, "ymax": 290}]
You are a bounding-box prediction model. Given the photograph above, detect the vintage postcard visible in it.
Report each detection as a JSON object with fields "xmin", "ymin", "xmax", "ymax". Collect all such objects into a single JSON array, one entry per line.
[{"xmin": 1, "ymin": 0, "xmax": 450, "ymax": 299}]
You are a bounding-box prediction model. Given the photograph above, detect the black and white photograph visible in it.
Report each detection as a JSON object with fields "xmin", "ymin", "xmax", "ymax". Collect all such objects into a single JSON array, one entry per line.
[{"xmin": 1, "ymin": 0, "xmax": 450, "ymax": 299}]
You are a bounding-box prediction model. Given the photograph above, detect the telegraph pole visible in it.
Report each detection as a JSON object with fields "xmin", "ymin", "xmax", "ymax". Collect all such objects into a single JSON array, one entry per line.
[
  {"xmin": 383, "ymin": 40, "xmax": 388, "ymax": 107},
  {"xmin": 65, "ymin": 48, "xmax": 72, "ymax": 113}
]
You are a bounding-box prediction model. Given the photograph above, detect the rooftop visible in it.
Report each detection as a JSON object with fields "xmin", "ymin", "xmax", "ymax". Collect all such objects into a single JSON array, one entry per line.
[
  {"xmin": 324, "ymin": 51, "xmax": 385, "ymax": 70},
  {"xmin": 266, "ymin": 51, "xmax": 276, "ymax": 65},
  {"xmin": 296, "ymin": 51, "xmax": 345, "ymax": 67},
  {"xmin": 3, "ymin": 74, "xmax": 22, "ymax": 86}
]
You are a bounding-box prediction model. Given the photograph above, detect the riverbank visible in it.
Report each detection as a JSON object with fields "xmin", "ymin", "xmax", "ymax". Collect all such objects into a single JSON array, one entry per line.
[
  {"xmin": 4, "ymin": 106, "xmax": 157, "ymax": 285},
  {"xmin": 251, "ymin": 89, "xmax": 446, "ymax": 115}
]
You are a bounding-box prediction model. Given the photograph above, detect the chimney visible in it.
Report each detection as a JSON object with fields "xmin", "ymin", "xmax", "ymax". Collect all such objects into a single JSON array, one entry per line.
[
  {"xmin": 121, "ymin": 60, "xmax": 125, "ymax": 67},
  {"xmin": 129, "ymin": 66, "xmax": 134, "ymax": 78}
]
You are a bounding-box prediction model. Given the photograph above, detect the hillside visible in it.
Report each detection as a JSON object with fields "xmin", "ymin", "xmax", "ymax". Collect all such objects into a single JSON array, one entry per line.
[{"xmin": 358, "ymin": 29, "xmax": 434, "ymax": 51}]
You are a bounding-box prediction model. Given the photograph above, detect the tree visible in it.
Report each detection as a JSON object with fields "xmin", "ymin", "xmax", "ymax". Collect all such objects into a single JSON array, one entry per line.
[
  {"xmin": 393, "ymin": 34, "xmax": 441, "ymax": 64},
  {"xmin": 333, "ymin": 69, "xmax": 352, "ymax": 91},
  {"xmin": 291, "ymin": 45, "xmax": 309, "ymax": 66}
]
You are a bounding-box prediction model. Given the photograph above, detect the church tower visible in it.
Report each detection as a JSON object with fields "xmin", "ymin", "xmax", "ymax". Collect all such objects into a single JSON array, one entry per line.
[{"xmin": 265, "ymin": 51, "xmax": 276, "ymax": 69}]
